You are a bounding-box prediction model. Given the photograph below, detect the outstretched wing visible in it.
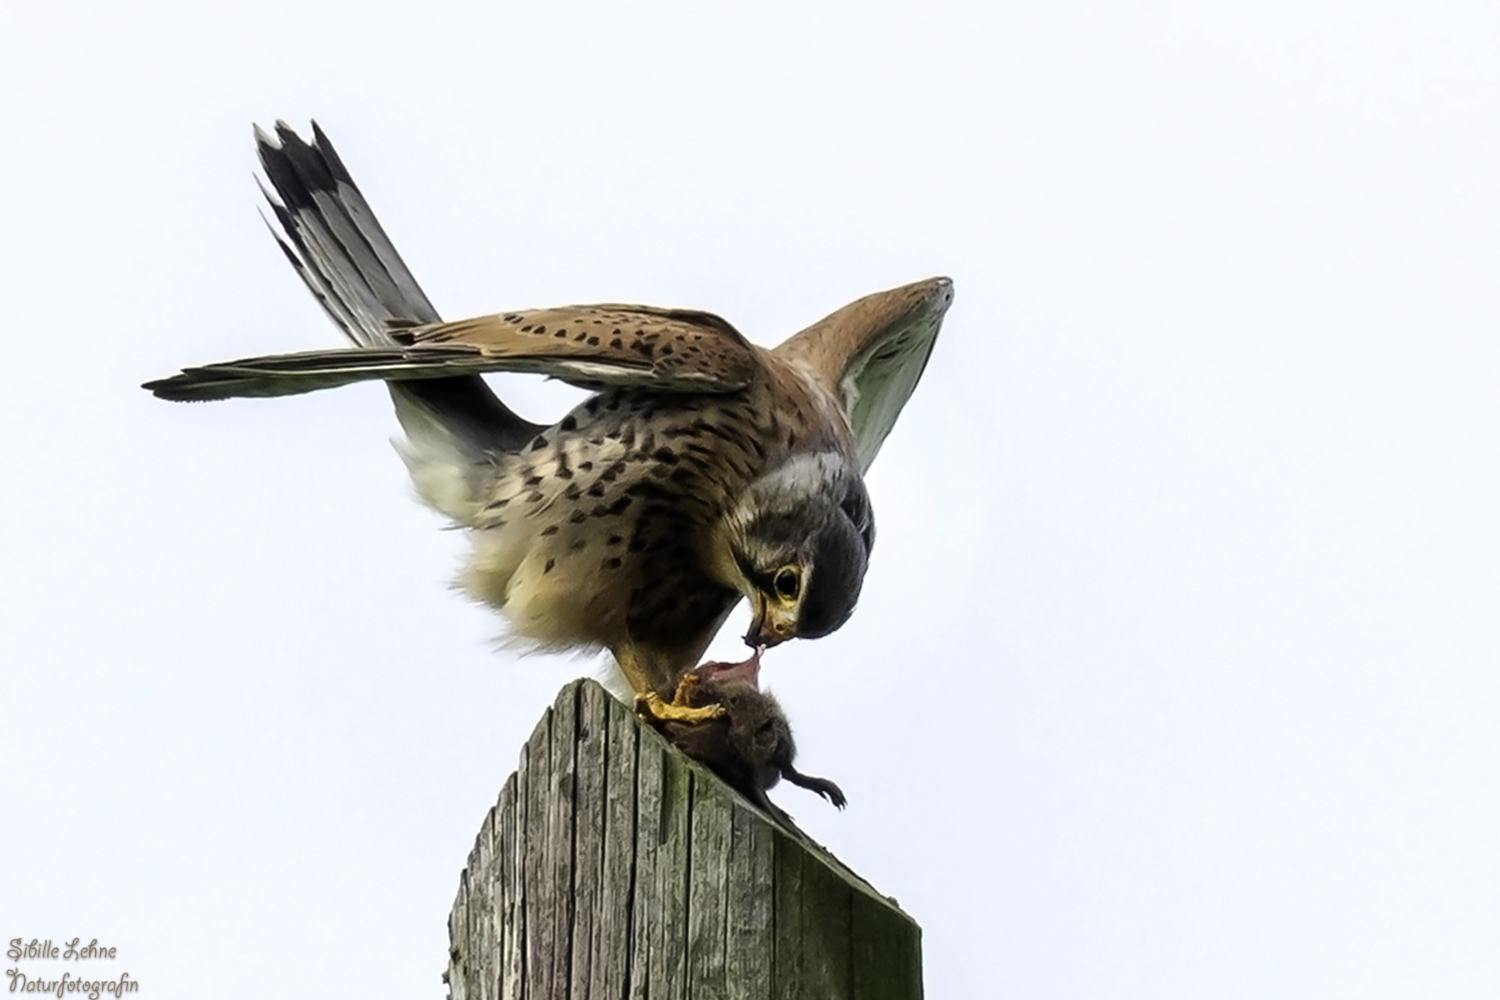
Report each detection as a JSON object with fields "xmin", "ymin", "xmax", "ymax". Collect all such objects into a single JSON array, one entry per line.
[
  {"xmin": 144, "ymin": 302, "xmax": 762, "ymax": 402},
  {"xmin": 772, "ymin": 277, "xmax": 954, "ymax": 471}
]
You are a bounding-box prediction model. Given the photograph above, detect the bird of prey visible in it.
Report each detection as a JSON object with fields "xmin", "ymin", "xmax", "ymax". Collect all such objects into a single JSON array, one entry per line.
[{"xmin": 145, "ymin": 122, "xmax": 953, "ymax": 723}]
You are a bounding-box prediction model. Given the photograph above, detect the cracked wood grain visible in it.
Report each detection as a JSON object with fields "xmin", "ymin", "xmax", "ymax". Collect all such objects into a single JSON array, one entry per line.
[{"xmin": 443, "ymin": 679, "xmax": 920, "ymax": 999}]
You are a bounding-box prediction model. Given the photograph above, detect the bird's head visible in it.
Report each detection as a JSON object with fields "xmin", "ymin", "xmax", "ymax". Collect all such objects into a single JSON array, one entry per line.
[{"xmin": 716, "ymin": 452, "xmax": 875, "ymax": 649}]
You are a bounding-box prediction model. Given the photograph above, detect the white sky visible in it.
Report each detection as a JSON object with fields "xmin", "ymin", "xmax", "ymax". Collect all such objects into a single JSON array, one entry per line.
[{"xmin": 2, "ymin": 1, "xmax": 1496, "ymax": 996}]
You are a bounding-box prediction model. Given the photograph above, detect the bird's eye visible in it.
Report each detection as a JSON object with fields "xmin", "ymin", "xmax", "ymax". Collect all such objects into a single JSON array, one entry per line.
[{"xmin": 774, "ymin": 566, "xmax": 800, "ymax": 602}]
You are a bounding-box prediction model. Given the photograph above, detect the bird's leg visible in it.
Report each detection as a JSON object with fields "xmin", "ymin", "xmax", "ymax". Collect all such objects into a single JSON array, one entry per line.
[
  {"xmin": 653, "ymin": 651, "xmax": 753, "ymax": 718},
  {"xmin": 618, "ymin": 648, "xmax": 724, "ymax": 724}
]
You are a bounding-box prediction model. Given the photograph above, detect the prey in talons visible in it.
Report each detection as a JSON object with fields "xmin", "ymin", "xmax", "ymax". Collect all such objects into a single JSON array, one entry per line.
[{"xmin": 643, "ymin": 650, "xmax": 845, "ymax": 833}]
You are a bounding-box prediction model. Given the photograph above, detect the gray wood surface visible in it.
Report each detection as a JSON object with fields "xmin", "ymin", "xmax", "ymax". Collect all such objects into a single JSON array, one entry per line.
[{"xmin": 443, "ymin": 679, "xmax": 922, "ymax": 1000}]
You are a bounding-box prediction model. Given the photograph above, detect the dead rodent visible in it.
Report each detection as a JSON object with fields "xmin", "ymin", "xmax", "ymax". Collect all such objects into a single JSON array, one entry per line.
[{"xmin": 648, "ymin": 656, "xmax": 845, "ymax": 832}]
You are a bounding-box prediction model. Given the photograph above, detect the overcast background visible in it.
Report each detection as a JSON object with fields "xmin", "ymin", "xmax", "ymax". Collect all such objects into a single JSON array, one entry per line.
[{"xmin": 2, "ymin": 1, "xmax": 1496, "ymax": 997}]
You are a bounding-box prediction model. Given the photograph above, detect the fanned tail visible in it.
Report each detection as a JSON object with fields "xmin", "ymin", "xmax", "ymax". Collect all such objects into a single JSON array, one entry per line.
[{"xmin": 255, "ymin": 121, "xmax": 442, "ymax": 347}]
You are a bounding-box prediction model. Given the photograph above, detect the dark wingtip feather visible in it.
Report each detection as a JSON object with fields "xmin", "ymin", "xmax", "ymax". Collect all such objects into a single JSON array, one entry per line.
[{"xmin": 142, "ymin": 374, "xmax": 242, "ymax": 403}]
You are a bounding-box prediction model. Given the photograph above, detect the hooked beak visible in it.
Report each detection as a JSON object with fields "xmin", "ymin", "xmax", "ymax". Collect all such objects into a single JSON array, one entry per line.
[{"xmin": 744, "ymin": 592, "xmax": 797, "ymax": 649}]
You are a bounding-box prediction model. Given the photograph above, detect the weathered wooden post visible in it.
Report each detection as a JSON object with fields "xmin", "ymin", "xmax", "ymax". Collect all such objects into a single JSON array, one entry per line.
[{"xmin": 443, "ymin": 679, "xmax": 922, "ymax": 1000}]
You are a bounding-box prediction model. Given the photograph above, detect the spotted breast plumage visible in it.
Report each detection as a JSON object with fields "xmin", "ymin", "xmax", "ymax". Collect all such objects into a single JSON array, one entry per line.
[{"xmin": 145, "ymin": 122, "xmax": 953, "ymax": 722}]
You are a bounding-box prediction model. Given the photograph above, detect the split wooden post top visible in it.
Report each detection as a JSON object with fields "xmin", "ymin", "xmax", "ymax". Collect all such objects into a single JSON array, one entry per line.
[{"xmin": 444, "ymin": 678, "xmax": 922, "ymax": 1000}]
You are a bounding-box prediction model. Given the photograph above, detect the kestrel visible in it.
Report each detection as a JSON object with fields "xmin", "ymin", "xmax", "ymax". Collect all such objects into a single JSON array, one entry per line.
[{"xmin": 145, "ymin": 123, "xmax": 953, "ymax": 722}]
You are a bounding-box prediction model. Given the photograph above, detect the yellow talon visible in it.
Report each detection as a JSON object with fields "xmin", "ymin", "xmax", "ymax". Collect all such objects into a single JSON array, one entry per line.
[{"xmin": 638, "ymin": 690, "xmax": 725, "ymax": 724}]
